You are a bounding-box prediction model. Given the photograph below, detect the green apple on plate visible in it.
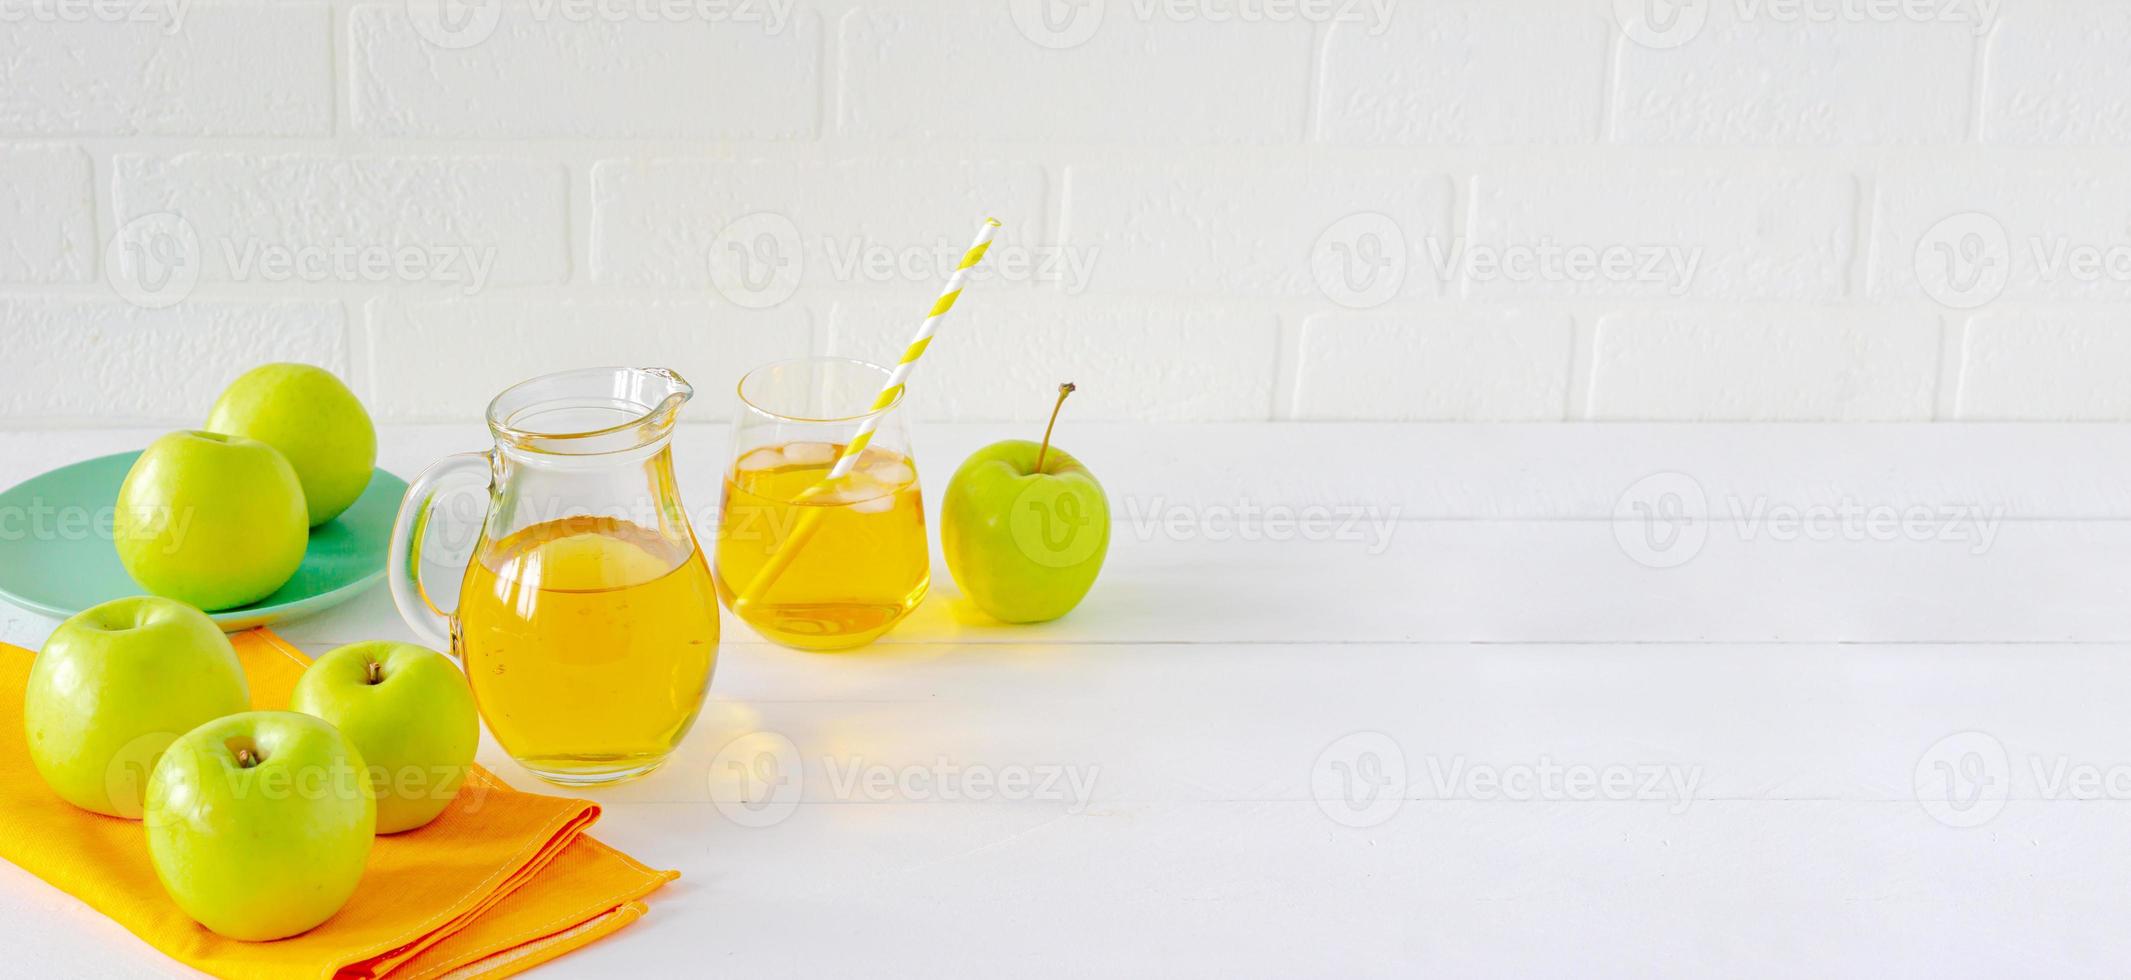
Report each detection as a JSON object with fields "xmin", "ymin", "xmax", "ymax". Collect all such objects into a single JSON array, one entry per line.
[
  {"xmin": 23, "ymin": 595, "xmax": 251, "ymax": 819},
  {"xmin": 942, "ymin": 383, "xmax": 1110, "ymax": 623},
  {"xmin": 292, "ymin": 640, "xmax": 480, "ymax": 834},
  {"xmin": 145, "ymin": 710, "xmax": 375, "ymax": 941},
  {"xmin": 114, "ymin": 430, "xmax": 309, "ymax": 612},
  {"xmin": 0, "ymin": 452, "xmax": 405, "ymax": 630},
  {"xmin": 205, "ymin": 363, "xmax": 377, "ymax": 527}
]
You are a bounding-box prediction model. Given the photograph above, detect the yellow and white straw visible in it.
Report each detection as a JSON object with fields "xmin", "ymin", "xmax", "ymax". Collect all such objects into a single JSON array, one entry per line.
[
  {"xmin": 738, "ymin": 217, "xmax": 1001, "ymax": 603},
  {"xmin": 824, "ymin": 216, "xmax": 1000, "ymax": 479}
]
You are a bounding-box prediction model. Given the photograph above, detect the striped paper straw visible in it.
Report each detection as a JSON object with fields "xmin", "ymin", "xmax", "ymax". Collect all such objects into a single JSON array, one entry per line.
[
  {"xmin": 737, "ymin": 217, "xmax": 1001, "ymax": 604},
  {"xmin": 824, "ymin": 217, "xmax": 999, "ymax": 478}
]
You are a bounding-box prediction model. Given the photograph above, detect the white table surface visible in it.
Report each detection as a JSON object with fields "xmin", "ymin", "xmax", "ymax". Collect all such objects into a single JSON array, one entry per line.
[{"xmin": 3, "ymin": 421, "xmax": 2129, "ymax": 978}]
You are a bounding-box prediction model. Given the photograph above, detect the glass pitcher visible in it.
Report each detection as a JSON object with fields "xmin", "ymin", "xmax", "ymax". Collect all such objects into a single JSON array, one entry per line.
[{"xmin": 388, "ymin": 367, "xmax": 718, "ymax": 785}]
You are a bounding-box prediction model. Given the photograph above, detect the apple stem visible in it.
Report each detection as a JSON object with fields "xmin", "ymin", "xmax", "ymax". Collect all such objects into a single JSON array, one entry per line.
[
  {"xmin": 1034, "ymin": 382, "xmax": 1076, "ymax": 474},
  {"xmin": 365, "ymin": 660, "xmax": 384, "ymax": 685},
  {"xmin": 234, "ymin": 747, "xmax": 259, "ymax": 769}
]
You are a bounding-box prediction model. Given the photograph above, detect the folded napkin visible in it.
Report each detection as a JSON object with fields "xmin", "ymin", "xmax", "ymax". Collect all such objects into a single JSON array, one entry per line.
[{"xmin": 0, "ymin": 629, "xmax": 677, "ymax": 979}]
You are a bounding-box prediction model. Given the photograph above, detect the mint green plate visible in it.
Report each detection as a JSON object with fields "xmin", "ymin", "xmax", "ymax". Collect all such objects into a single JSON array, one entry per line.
[{"xmin": 0, "ymin": 452, "xmax": 406, "ymax": 631}]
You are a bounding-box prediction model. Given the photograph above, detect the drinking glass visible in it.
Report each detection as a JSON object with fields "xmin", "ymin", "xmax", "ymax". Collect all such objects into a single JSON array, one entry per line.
[
  {"xmin": 713, "ymin": 357, "xmax": 928, "ymax": 650},
  {"xmin": 388, "ymin": 367, "xmax": 719, "ymax": 785}
]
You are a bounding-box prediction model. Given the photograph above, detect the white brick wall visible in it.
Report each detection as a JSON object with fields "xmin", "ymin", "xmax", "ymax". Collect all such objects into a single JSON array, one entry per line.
[
  {"xmin": 0, "ymin": 4, "xmax": 332, "ymax": 137},
  {"xmin": 1293, "ymin": 311, "xmax": 1573, "ymax": 420},
  {"xmin": 1318, "ymin": 6, "xmax": 1608, "ymax": 145},
  {"xmin": 1066, "ymin": 163, "xmax": 1454, "ymax": 300},
  {"xmin": 591, "ymin": 158, "xmax": 1048, "ymax": 295},
  {"xmin": 112, "ymin": 153, "xmax": 571, "ymax": 287},
  {"xmin": 2, "ymin": 0, "xmax": 2127, "ymax": 425},
  {"xmin": 1869, "ymin": 165, "xmax": 2131, "ymax": 304},
  {"xmin": 1465, "ymin": 170, "xmax": 1855, "ymax": 301},
  {"xmin": 350, "ymin": 5, "xmax": 821, "ymax": 139},
  {"xmin": 0, "ymin": 145, "xmax": 93, "ymax": 283},
  {"xmin": 1981, "ymin": 2, "xmax": 2131, "ymax": 146},
  {"xmin": 1959, "ymin": 311, "xmax": 2131, "ymax": 419},
  {"xmin": 366, "ymin": 296, "xmax": 810, "ymax": 420},
  {"xmin": 828, "ymin": 296, "xmax": 1278, "ymax": 421},
  {"xmin": 1610, "ymin": 1, "xmax": 1977, "ymax": 145},
  {"xmin": 0, "ymin": 297, "xmax": 346, "ymax": 422},
  {"xmin": 840, "ymin": 3, "xmax": 1313, "ymax": 143},
  {"xmin": 1589, "ymin": 310, "xmax": 1941, "ymax": 420}
]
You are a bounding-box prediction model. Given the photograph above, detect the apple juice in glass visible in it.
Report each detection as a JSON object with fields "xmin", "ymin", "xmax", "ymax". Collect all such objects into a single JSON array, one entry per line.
[
  {"xmin": 713, "ymin": 357, "xmax": 929, "ymax": 650},
  {"xmin": 387, "ymin": 367, "xmax": 718, "ymax": 785}
]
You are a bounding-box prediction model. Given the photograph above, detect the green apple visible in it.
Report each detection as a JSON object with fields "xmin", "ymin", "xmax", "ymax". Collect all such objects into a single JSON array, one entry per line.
[
  {"xmin": 291, "ymin": 640, "xmax": 479, "ymax": 834},
  {"xmin": 204, "ymin": 363, "xmax": 376, "ymax": 526},
  {"xmin": 114, "ymin": 429, "xmax": 309, "ymax": 611},
  {"xmin": 23, "ymin": 595, "xmax": 250, "ymax": 819},
  {"xmin": 942, "ymin": 383, "xmax": 1110, "ymax": 623},
  {"xmin": 144, "ymin": 710, "xmax": 374, "ymax": 941}
]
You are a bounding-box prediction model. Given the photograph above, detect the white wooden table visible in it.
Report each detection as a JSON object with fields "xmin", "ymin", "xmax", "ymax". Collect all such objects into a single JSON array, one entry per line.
[{"xmin": 4, "ymin": 422, "xmax": 2129, "ymax": 978}]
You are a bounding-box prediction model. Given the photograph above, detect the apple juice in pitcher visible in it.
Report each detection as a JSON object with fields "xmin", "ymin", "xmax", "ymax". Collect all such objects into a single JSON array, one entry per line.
[
  {"xmin": 388, "ymin": 367, "xmax": 719, "ymax": 785},
  {"xmin": 458, "ymin": 515, "xmax": 718, "ymax": 778}
]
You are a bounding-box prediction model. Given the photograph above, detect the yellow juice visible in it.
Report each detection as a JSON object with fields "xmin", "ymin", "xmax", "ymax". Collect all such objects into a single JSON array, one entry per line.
[
  {"xmin": 713, "ymin": 442, "xmax": 928, "ymax": 650},
  {"xmin": 456, "ymin": 515, "xmax": 718, "ymax": 783}
]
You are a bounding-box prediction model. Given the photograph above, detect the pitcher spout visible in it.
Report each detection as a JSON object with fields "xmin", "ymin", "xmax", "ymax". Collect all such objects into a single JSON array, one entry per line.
[
  {"xmin": 639, "ymin": 367, "xmax": 693, "ymax": 426},
  {"xmin": 487, "ymin": 365, "xmax": 696, "ymax": 457}
]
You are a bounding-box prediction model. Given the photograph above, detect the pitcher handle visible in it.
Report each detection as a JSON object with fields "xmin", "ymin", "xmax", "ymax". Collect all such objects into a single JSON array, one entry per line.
[{"xmin": 388, "ymin": 451, "xmax": 493, "ymax": 651}]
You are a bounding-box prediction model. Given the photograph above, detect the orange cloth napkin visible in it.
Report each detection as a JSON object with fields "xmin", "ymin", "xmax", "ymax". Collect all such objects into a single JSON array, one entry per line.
[{"xmin": 0, "ymin": 628, "xmax": 677, "ymax": 979}]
